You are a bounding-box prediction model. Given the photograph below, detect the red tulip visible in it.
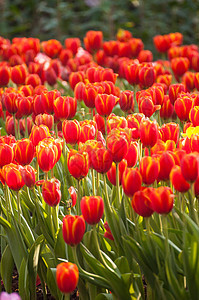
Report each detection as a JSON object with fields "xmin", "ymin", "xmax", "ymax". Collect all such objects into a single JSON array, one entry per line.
[
  {"xmin": 140, "ymin": 156, "xmax": 159, "ymax": 185},
  {"xmin": 67, "ymin": 149, "xmax": 89, "ymax": 180},
  {"xmin": 11, "ymin": 64, "xmax": 27, "ymax": 85},
  {"xmin": 122, "ymin": 167, "xmax": 142, "ymax": 197},
  {"xmin": 95, "ymin": 94, "xmax": 117, "ymax": 117},
  {"xmin": 81, "ymin": 196, "xmax": 104, "ymax": 225},
  {"xmin": 107, "ymin": 128, "xmax": 130, "ymax": 163},
  {"xmin": 0, "ymin": 143, "xmax": 14, "ymax": 168},
  {"xmin": 148, "ymin": 186, "xmax": 174, "ymax": 214},
  {"xmin": 41, "ymin": 178, "xmax": 61, "ymax": 207},
  {"xmin": 29, "ymin": 124, "xmax": 50, "ymax": 147},
  {"xmin": 62, "ymin": 119, "xmax": 80, "ymax": 145},
  {"xmin": 181, "ymin": 152, "xmax": 199, "ymax": 182},
  {"xmin": 131, "ymin": 188, "xmax": 154, "ymax": 217},
  {"xmin": 62, "ymin": 214, "xmax": 85, "ymax": 246},
  {"xmin": 14, "ymin": 138, "xmax": 34, "ymax": 165},
  {"xmin": 21, "ymin": 165, "xmax": 36, "ymax": 189},
  {"xmin": 158, "ymin": 151, "xmax": 175, "ymax": 181},
  {"xmin": 2, "ymin": 163, "xmax": 25, "ymax": 191},
  {"xmin": 56, "ymin": 262, "xmax": 79, "ymax": 294},
  {"xmin": 140, "ymin": 118, "xmax": 159, "ymax": 148},
  {"xmin": 36, "ymin": 139, "xmax": 58, "ymax": 172},
  {"xmin": 91, "ymin": 147, "xmax": 113, "ymax": 174},
  {"xmin": 170, "ymin": 165, "xmax": 190, "ymax": 193}
]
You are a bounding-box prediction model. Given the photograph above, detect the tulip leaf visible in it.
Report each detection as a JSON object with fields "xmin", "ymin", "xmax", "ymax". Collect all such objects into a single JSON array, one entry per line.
[
  {"xmin": 28, "ymin": 235, "xmax": 44, "ymax": 299},
  {"xmin": 54, "ymin": 226, "xmax": 66, "ymax": 260},
  {"xmin": 95, "ymin": 293, "xmax": 113, "ymax": 300},
  {"xmin": 183, "ymin": 232, "xmax": 199, "ymax": 299},
  {"xmin": 19, "ymin": 258, "xmax": 29, "ymax": 300},
  {"xmin": 47, "ymin": 267, "xmax": 62, "ymax": 300},
  {"xmin": 0, "ymin": 244, "xmax": 14, "ymax": 293},
  {"xmin": 114, "ymin": 256, "xmax": 130, "ymax": 274}
]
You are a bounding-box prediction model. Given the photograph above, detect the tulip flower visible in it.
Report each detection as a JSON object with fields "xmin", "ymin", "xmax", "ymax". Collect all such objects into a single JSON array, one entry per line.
[
  {"xmin": 67, "ymin": 149, "xmax": 89, "ymax": 180},
  {"xmin": 2, "ymin": 163, "xmax": 25, "ymax": 191},
  {"xmin": 140, "ymin": 118, "xmax": 159, "ymax": 148},
  {"xmin": 119, "ymin": 90, "xmax": 134, "ymax": 112},
  {"xmin": 81, "ymin": 196, "xmax": 104, "ymax": 225},
  {"xmin": 41, "ymin": 39, "xmax": 62, "ymax": 58},
  {"xmin": 158, "ymin": 151, "xmax": 175, "ymax": 182},
  {"xmin": 40, "ymin": 178, "xmax": 61, "ymax": 207},
  {"xmin": 170, "ymin": 165, "xmax": 190, "ymax": 193},
  {"xmin": 84, "ymin": 30, "xmax": 103, "ymax": 53},
  {"xmin": 106, "ymin": 128, "xmax": 130, "ymax": 163},
  {"xmin": 0, "ymin": 143, "xmax": 14, "ymax": 168},
  {"xmin": 56, "ymin": 262, "xmax": 79, "ymax": 294},
  {"xmin": 29, "ymin": 124, "xmax": 50, "ymax": 147},
  {"xmin": 35, "ymin": 113, "xmax": 54, "ymax": 130},
  {"xmin": 181, "ymin": 152, "xmax": 199, "ymax": 182},
  {"xmin": 36, "ymin": 139, "xmax": 58, "ymax": 172},
  {"xmin": 0, "ymin": 65, "xmax": 10, "ymax": 86},
  {"xmin": 62, "ymin": 214, "xmax": 85, "ymax": 246},
  {"xmin": 169, "ymin": 83, "xmax": 186, "ymax": 104},
  {"xmin": 139, "ymin": 65, "xmax": 156, "ymax": 88},
  {"xmin": 148, "ymin": 186, "xmax": 174, "ymax": 214},
  {"xmin": 91, "ymin": 147, "xmax": 113, "ymax": 174},
  {"xmin": 104, "ymin": 221, "xmax": 114, "ymax": 241},
  {"xmin": 21, "ymin": 165, "xmax": 36, "ymax": 189},
  {"xmin": 14, "ymin": 138, "xmax": 34, "ymax": 166},
  {"xmin": 95, "ymin": 94, "xmax": 117, "ymax": 117},
  {"xmin": 62, "ymin": 119, "xmax": 80, "ymax": 145},
  {"xmin": 122, "ymin": 167, "xmax": 142, "ymax": 197},
  {"xmin": 41, "ymin": 90, "xmax": 61, "ymax": 114},
  {"xmin": 11, "ymin": 64, "xmax": 27, "ymax": 85},
  {"xmin": 131, "ymin": 188, "xmax": 154, "ymax": 217},
  {"xmin": 107, "ymin": 159, "xmax": 127, "ymax": 186},
  {"xmin": 140, "ymin": 156, "xmax": 160, "ymax": 185},
  {"xmin": 53, "ymin": 96, "xmax": 71, "ymax": 121}
]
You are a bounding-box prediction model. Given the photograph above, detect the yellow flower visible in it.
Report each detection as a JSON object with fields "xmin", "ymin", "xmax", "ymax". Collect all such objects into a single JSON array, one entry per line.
[{"xmin": 182, "ymin": 126, "xmax": 199, "ymax": 138}]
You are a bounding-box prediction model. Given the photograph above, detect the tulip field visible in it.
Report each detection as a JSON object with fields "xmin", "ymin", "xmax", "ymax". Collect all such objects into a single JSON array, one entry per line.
[{"xmin": 0, "ymin": 30, "xmax": 199, "ymax": 300}]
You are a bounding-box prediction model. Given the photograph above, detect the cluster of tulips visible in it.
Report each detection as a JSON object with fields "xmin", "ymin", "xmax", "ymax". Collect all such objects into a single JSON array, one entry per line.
[{"xmin": 0, "ymin": 29, "xmax": 199, "ymax": 300}]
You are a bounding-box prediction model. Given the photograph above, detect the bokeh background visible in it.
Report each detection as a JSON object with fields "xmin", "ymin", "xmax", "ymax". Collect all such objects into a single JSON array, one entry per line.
[{"xmin": 1, "ymin": 0, "xmax": 199, "ymax": 52}]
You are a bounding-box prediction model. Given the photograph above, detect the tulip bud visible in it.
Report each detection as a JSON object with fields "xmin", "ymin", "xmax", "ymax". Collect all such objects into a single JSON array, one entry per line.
[
  {"xmin": 62, "ymin": 214, "xmax": 85, "ymax": 246},
  {"xmin": 81, "ymin": 196, "xmax": 104, "ymax": 225},
  {"xmin": 56, "ymin": 262, "xmax": 79, "ymax": 294}
]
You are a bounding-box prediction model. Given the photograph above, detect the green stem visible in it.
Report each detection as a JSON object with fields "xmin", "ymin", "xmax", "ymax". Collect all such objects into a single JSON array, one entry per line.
[
  {"xmin": 104, "ymin": 116, "xmax": 107, "ymax": 138},
  {"xmin": 13, "ymin": 113, "xmax": 18, "ymax": 140},
  {"xmin": 52, "ymin": 205, "xmax": 59, "ymax": 236},
  {"xmin": 25, "ymin": 116, "xmax": 29, "ymax": 138},
  {"xmin": 116, "ymin": 163, "xmax": 120, "ymax": 208},
  {"xmin": 16, "ymin": 191, "xmax": 22, "ymax": 227},
  {"xmin": 92, "ymin": 226, "xmax": 114, "ymax": 272},
  {"xmin": 96, "ymin": 172, "xmax": 100, "ymax": 196},
  {"xmin": 188, "ymin": 184, "xmax": 198, "ymax": 224},
  {"xmin": 63, "ymin": 293, "xmax": 70, "ymax": 300},
  {"xmin": 91, "ymin": 168, "xmax": 96, "ymax": 196},
  {"xmin": 76, "ymin": 179, "xmax": 81, "ymax": 215}
]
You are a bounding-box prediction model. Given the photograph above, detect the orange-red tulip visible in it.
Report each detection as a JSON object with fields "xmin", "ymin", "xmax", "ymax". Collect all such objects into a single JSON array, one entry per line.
[
  {"xmin": 81, "ymin": 196, "xmax": 104, "ymax": 225},
  {"xmin": 62, "ymin": 214, "xmax": 85, "ymax": 246},
  {"xmin": 56, "ymin": 262, "xmax": 79, "ymax": 294}
]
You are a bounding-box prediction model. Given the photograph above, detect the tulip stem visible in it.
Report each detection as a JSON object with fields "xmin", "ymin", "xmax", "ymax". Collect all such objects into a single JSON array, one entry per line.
[
  {"xmin": 52, "ymin": 205, "xmax": 59, "ymax": 236},
  {"xmin": 91, "ymin": 168, "xmax": 96, "ymax": 196},
  {"xmin": 104, "ymin": 116, "xmax": 107, "ymax": 138},
  {"xmin": 63, "ymin": 294, "xmax": 70, "ymax": 300},
  {"xmin": 92, "ymin": 226, "xmax": 114, "ymax": 272},
  {"xmin": 13, "ymin": 113, "xmax": 18, "ymax": 140},
  {"xmin": 16, "ymin": 191, "xmax": 22, "ymax": 227},
  {"xmin": 25, "ymin": 116, "xmax": 29, "ymax": 138},
  {"xmin": 76, "ymin": 179, "xmax": 81, "ymax": 215},
  {"xmin": 5, "ymin": 184, "xmax": 13, "ymax": 220},
  {"xmin": 116, "ymin": 163, "xmax": 120, "ymax": 207},
  {"xmin": 96, "ymin": 172, "xmax": 100, "ymax": 196}
]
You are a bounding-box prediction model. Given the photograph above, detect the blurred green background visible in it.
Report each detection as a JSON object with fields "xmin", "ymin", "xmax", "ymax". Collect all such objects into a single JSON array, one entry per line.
[{"xmin": 1, "ymin": 0, "xmax": 199, "ymax": 52}]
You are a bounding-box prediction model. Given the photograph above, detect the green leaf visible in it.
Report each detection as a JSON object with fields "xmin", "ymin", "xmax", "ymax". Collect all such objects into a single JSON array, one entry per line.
[
  {"xmin": 95, "ymin": 293, "xmax": 113, "ymax": 300},
  {"xmin": 54, "ymin": 226, "xmax": 66, "ymax": 260},
  {"xmin": 114, "ymin": 256, "xmax": 130, "ymax": 274},
  {"xmin": 19, "ymin": 258, "xmax": 29, "ymax": 300},
  {"xmin": 47, "ymin": 268, "xmax": 62, "ymax": 300},
  {"xmin": 0, "ymin": 245, "xmax": 14, "ymax": 293}
]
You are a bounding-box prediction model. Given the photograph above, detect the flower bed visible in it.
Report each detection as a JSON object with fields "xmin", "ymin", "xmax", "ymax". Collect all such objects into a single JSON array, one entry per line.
[{"xmin": 0, "ymin": 29, "xmax": 199, "ymax": 299}]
